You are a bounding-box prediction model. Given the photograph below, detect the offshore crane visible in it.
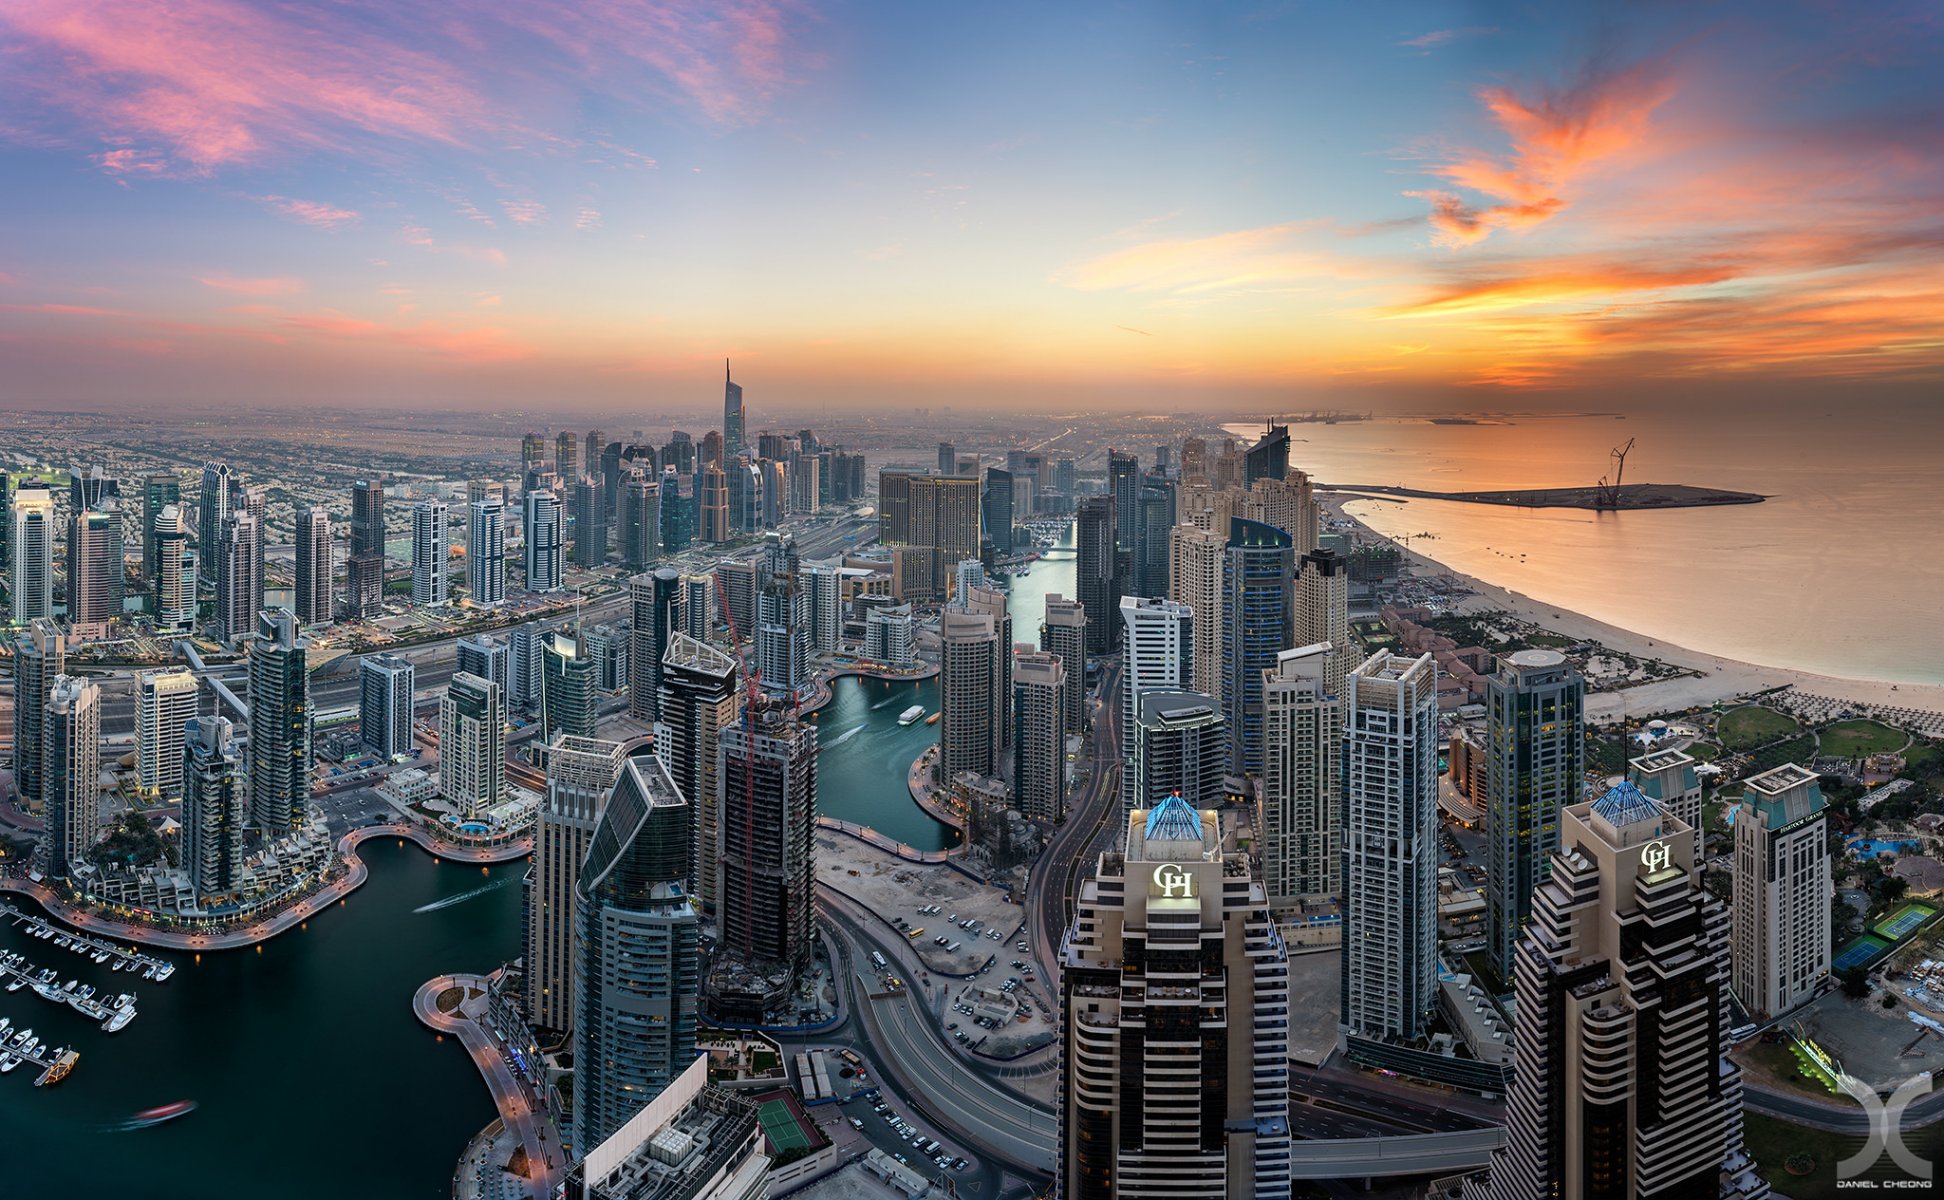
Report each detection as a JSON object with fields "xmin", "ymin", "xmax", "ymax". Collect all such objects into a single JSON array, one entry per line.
[{"xmin": 1596, "ymin": 437, "xmax": 1635, "ymax": 510}]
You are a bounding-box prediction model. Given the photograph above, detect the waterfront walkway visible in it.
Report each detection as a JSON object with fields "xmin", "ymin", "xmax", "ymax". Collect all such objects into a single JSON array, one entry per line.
[
  {"xmin": 0, "ymin": 822, "xmax": 530, "ymax": 952},
  {"xmin": 413, "ymin": 973, "xmax": 564, "ymax": 1200}
]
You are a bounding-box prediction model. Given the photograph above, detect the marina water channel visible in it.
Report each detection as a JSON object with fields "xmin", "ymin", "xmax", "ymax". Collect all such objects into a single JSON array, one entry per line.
[{"xmin": 0, "ymin": 541, "xmax": 1072, "ymax": 1197}]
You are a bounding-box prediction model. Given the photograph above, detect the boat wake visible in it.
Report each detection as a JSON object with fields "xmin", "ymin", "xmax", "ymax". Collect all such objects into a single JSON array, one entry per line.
[
  {"xmin": 824, "ymin": 723, "xmax": 868, "ymax": 749},
  {"xmin": 413, "ymin": 876, "xmax": 517, "ymax": 914}
]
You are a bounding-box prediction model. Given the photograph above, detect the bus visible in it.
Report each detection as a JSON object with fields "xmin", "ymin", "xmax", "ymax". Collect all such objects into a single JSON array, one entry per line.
[{"xmin": 870, "ymin": 952, "xmax": 888, "ymax": 970}]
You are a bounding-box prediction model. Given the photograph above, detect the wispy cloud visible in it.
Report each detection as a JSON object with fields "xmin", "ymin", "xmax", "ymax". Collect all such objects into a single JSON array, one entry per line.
[
  {"xmin": 1056, "ymin": 221, "xmax": 1367, "ymax": 295},
  {"xmin": 1396, "ymin": 27, "xmax": 1497, "ymax": 52},
  {"xmin": 198, "ymin": 273, "xmax": 306, "ymax": 296},
  {"xmin": 256, "ymin": 195, "xmax": 360, "ymax": 229},
  {"xmin": 1410, "ymin": 55, "xmax": 1678, "ymax": 246}
]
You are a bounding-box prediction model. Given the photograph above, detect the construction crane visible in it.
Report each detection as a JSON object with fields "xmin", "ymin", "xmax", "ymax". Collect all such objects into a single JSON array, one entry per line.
[
  {"xmin": 1596, "ymin": 437, "xmax": 1635, "ymax": 510},
  {"xmin": 713, "ymin": 570, "xmax": 763, "ymax": 962}
]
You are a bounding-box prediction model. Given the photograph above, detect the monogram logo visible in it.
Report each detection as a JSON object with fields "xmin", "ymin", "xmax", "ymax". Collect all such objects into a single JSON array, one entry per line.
[{"xmin": 1152, "ymin": 864, "xmax": 1194, "ymax": 899}]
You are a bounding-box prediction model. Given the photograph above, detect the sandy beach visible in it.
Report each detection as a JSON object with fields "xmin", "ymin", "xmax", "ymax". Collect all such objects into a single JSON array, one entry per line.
[{"xmin": 1327, "ymin": 499, "xmax": 1944, "ymax": 723}]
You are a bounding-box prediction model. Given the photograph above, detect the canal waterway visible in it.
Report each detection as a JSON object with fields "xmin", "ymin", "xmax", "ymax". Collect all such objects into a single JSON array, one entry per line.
[
  {"xmin": 0, "ymin": 840, "xmax": 519, "ymax": 1200},
  {"xmin": 5, "ymin": 532, "xmax": 1079, "ymax": 1196}
]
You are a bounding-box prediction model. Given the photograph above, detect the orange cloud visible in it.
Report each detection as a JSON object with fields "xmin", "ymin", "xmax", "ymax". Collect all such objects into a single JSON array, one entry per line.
[
  {"xmin": 198, "ymin": 274, "xmax": 306, "ymax": 296},
  {"xmin": 1414, "ymin": 57, "xmax": 1678, "ymax": 246}
]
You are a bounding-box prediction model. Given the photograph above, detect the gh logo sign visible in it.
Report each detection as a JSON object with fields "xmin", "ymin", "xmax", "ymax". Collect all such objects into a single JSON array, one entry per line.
[
  {"xmin": 1838, "ymin": 1071, "xmax": 1933, "ymax": 1182},
  {"xmin": 1152, "ymin": 864, "xmax": 1194, "ymax": 899}
]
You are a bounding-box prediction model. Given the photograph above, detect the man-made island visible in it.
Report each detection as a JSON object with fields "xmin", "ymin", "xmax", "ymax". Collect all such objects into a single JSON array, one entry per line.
[{"xmin": 1323, "ymin": 482, "xmax": 1765, "ymax": 510}]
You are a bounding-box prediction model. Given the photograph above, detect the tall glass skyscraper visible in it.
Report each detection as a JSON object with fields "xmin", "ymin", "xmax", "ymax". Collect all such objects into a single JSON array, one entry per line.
[
  {"xmin": 1220, "ymin": 517, "xmax": 1293, "ymax": 777},
  {"xmin": 573, "ymin": 754, "xmax": 699, "ymax": 1149}
]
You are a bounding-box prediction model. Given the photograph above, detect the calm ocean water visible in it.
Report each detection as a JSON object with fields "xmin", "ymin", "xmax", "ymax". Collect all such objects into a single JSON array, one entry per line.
[{"xmin": 1225, "ymin": 407, "xmax": 1944, "ymax": 685}]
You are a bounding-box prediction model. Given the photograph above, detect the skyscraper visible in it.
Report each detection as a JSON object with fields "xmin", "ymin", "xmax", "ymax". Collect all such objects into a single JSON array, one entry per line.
[
  {"xmin": 1012, "ymin": 651, "xmax": 1067, "ymax": 822},
  {"xmin": 44, "ymin": 675, "xmax": 101, "ymax": 880},
  {"xmin": 197, "ymin": 463, "xmax": 233, "ymax": 588},
  {"xmin": 8, "ymin": 485, "xmax": 53, "ymax": 622},
  {"xmin": 1489, "ymin": 783, "xmax": 1770, "ymax": 1200},
  {"xmin": 1059, "ymin": 796, "xmax": 1291, "ymax": 1200},
  {"xmin": 983, "ymin": 466, "xmax": 1014, "ymax": 553},
  {"xmin": 1339, "ymin": 651, "xmax": 1438, "ymax": 1046},
  {"xmin": 347, "ymin": 477, "xmax": 386, "ymax": 620},
  {"xmin": 524, "ymin": 489, "xmax": 564, "ymax": 593},
  {"xmin": 1731, "ymin": 763, "xmax": 1832, "ymax": 1020},
  {"xmin": 1129, "ymin": 691, "xmax": 1227, "ymax": 811},
  {"xmin": 1075, "ymin": 496, "xmax": 1117, "ymax": 655},
  {"xmin": 1292, "ymin": 548, "xmax": 1349, "ymax": 703},
  {"xmin": 11, "ymin": 619, "xmax": 62, "ymax": 810},
  {"xmin": 802, "ymin": 564, "xmax": 840, "ymax": 654},
  {"xmin": 359, "ymin": 653, "xmax": 415, "ymax": 760},
  {"xmin": 755, "ymin": 578, "xmax": 810, "ymax": 698},
  {"xmin": 1629, "ymin": 748, "xmax": 1704, "ymax": 862},
  {"xmin": 1039, "ymin": 593, "xmax": 1088, "ymax": 734},
  {"xmin": 1485, "ymin": 649, "xmax": 1586, "ymax": 981},
  {"xmin": 294, "ymin": 505, "xmax": 334, "ymax": 626},
  {"xmin": 412, "ymin": 498, "xmax": 448, "ymax": 606},
  {"xmin": 1170, "ymin": 523, "xmax": 1227, "ymax": 700},
  {"xmin": 709, "ymin": 704, "xmax": 819, "ymax": 1022},
  {"xmin": 215, "ymin": 511, "xmax": 262, "ymax": 644},
  {"xmin": 154, "ymin": 503, "xmax": 195, "ymax": 630},
  {"xmin": 1221, "ymin": 517, "xmax": 1293, "ymax": 777},
  {"xmin": 526, "ymin": 734, "xmax": 625, "ymax": 1034},
  {"xmin": 573, "ymin": 477, "xmax": 606, "ymax": 568},
  {"xmin": 457, "ymin": 632, "xmax": 510, "ymax": 695},
  {"xmin": 66, "ymin": 502, "xmax": 124, "ymax": 638},
  {"xmin": 723, "ymin": 360, "xmax": 745, "ymax": 457},
  {"xmin": 1119, "ymin": 596, "xmax": 1194, "ymax": 809},
  {"xmin": 141, "ymin": 471, "xmax": 181, "ymax": 583},
  {"xmin": 1242, "ymin": 423, "xmax": 1290, "ymax": 487},
  {"xmin": 137, "ymin": 669, "xmax": 199, "ymax": 800},
  {"xmin": 629, "ymin": 568, "xmax": 682, "ymax": 721},
  {"xmin": 539, "ymin": 631, "xmax": 596, "ymax": 741},
  {"xmin": 440, "ymin": 672, "xmax": 506, "ymax": 818},
  {"xmin": 657, "ymin": 634, "xmax": 739, "ymax": 914},
  {"xmin": 1260, "ymin": 642, "xmax": 1342, "ymax": 913},
  {"xmin": 182, "ymin": 715, "xmax": 245, "ymax": 899},
  {"xmin": 699, "ymin": 464, "xmax": 730, "ymax": 544},
  {"xmin": 573, "ymin": 754, "xmax": 699, "ymax": 1149},
  {"xmin": 467, "ymin": 497, "xmax": 505, "ymax": 607},
  {"xmin": 248, "ymin": 609, "xmax": 313, "ymax": 834}
]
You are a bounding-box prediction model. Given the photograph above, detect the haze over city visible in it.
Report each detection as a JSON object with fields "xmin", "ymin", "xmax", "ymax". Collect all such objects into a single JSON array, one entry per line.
[{"xmin": 3, "ymin": 1, "xmax": 1941, "ymax": 412}]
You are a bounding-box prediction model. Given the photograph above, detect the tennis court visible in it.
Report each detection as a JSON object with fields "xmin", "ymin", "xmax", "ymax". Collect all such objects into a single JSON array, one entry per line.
[
  {"xmin": 1833, "ymin": 934, "xmax": 1891, "ymax": 973},
  {"xmin": 757, "ymin": 1096, "xmax": 817, "ymax": 1154},
  {"xmin": 1873, "ymin": 902, "xmax": 1937, "ymax": 942}
]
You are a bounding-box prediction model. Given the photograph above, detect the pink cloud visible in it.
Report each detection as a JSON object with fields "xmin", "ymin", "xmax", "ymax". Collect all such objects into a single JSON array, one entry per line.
[
  {"xmin": 0, "ymin": 302, "xmax": 124, "ymax": 316},
  {"xmin": 257, "ymin": 195, "xmax": 359, "ymax": 229},
  {"xmin": 0, "ymin": 0, "xmax": 484, "ymax": 174},
  {"xmin": 198, "ymin": 274, "xmax": 306, "ymax": 296}
]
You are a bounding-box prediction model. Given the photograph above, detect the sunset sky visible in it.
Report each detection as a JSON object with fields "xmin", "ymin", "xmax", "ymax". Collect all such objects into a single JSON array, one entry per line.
[{"xmin": 1, "ymin": 1, "xmax": 1939, "ymax": 414}]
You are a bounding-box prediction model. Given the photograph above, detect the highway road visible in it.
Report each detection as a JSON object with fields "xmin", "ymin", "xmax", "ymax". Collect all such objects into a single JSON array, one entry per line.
[{"xmin": 814, "ymin": 888, "xmax": 1057, "ymax": 1180}]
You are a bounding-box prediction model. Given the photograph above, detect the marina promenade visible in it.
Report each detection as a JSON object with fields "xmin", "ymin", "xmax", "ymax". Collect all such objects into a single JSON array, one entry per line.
[
  {"xmin": 414, "ymin": 973, "xmax": 563, "ymax": 1200},
  {"xmin": 0, "ymin": 822, "xmax": 530, "ymax": 952}
]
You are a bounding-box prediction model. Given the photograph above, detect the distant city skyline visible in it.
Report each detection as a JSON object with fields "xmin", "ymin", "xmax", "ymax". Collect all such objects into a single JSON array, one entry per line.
[{"xmin": 1, "ymin": 2, "xmax": 1939, "ymax": 412}]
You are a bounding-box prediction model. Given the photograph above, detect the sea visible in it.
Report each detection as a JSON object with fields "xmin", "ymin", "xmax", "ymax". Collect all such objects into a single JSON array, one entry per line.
[{"xmin": 1224, "ymin": 405, "xmax": 1944, "ymax": 686}]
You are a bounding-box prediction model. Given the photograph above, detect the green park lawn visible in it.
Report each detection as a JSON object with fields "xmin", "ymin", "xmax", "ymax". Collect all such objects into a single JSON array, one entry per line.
[
  {"xmin": 1717, "ymin": 706, "xmax": 1800, "ymax": 751},
  {"xmin": 1820, "ymin": 719, "xmax": 1907, "ymax": 758}
]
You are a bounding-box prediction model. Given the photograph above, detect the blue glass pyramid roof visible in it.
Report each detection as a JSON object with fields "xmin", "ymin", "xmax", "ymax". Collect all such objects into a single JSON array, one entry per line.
[
  {"xmin": 1591, "ymin": 779, "xmax": 1662, "ymax": 828},
  {"xmin": 1145, "ymin": 793, "xmax": 1204, "ymax": 842}
]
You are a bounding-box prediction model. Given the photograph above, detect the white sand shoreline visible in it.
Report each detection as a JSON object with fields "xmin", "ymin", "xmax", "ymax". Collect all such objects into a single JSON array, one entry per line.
[{"xmin": 1327, "ymin": 501, "xmax": 1944, "ymax": 723}]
